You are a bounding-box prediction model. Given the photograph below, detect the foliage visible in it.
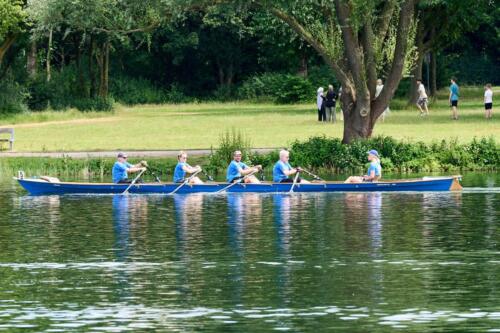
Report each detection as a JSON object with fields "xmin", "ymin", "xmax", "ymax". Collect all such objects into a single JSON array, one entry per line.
[
  {"xmin": 0, "ymin": 79, "xmax": 28, "ymax": 115},
  {"xmin": 207, "ymin": 129, "xmax": 252, "ymax": 173},
  {"xmin": 288, "ymin": 136, "xmax": 499, "ymax": 172},
  {"xmin": 237, "ymin": 73, "xmax": 313, "ymax": 103},
  {"xmin": 0, "ymin": 0, "xmax": 26, "ymax": 39}
]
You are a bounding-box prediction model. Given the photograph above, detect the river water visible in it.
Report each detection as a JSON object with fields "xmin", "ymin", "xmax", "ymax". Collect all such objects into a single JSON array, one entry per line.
[{"xmin": 0, "ymin": 173, "xmax": 499, "ymax": 332}]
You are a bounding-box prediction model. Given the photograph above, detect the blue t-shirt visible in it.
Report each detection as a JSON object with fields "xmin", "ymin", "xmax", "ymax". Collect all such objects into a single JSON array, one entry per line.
[
  {"xmin": 450, "ymin": 83, "xmax": 459, "ymax": 101},
  {"xmin": 226, "ymin": 160, "xmax": 249, "ymax": 182},
  {"xmin": 367, "ymin": 161, "xmax": 382, "ymax": 178},
  {"xmin": 273, "ymin": 161, "xmax": 292, "ymax": 182},
  {"xmin": 112, "ymin": 161, "xmax": 133, "ymax": 183},
  {"xmin": 173, "ymin": 162, "xmax": 188, "ymax": 183}
]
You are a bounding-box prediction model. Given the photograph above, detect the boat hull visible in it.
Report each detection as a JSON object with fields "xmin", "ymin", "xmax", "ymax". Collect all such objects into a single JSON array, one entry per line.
[{"xmin": 16, "ymin": 177, "xmax": 462, "ymax": 195}]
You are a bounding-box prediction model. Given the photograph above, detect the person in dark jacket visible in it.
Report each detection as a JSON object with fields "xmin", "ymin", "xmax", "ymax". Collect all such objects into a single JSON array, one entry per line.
[
  {"xmin": 325, "ymin": 85, "xmax": 337, "ymax": 122},
  {"xmin": 317, "ymin": 87, "xmax": 326, "ymax": 121}
]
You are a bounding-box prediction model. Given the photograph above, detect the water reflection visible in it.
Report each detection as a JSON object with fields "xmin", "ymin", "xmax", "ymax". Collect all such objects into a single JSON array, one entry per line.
[{"xmin": 1, "ymin": 173, "xmax": 499, "ymax": 332}]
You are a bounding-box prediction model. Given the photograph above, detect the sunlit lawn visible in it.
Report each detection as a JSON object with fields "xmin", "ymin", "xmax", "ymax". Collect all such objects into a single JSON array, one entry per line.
[{"xmin": 1, "ymin": 87, "xmax": 498, "ymax": 152}]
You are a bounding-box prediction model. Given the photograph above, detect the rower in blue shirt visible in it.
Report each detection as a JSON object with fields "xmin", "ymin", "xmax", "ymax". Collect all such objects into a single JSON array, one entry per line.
[
  {"xmin": 345, "ymin": 150, "xmax": 382, "ymax": 183},
  {"xmin": 173, "ymin": 151, "xmax": 203, "ymax": 184},
  {"xmin": 226, "ymin": 150, "xmax": 262, "ymax": 183},
  {"xmin": 112, "ymin": 152, "xmax": 148, "ymax": 183},
  {"xmin": 273, "ymin": 150, "xmax": 310, "ymax": 183}
]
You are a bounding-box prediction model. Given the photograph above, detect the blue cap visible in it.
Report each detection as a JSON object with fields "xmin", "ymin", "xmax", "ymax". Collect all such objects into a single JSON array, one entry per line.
[{"xmin": 367, "ymin": 150, "xmax": 379, "ymax": 157}]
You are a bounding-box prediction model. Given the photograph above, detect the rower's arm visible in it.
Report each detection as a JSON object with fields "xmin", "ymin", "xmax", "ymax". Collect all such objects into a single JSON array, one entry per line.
[
  {"xmin": 363, "ymin": 169, "xmax": 376, "ymax": 180},
  {"xmin": 283, "ymin": 168, "xmax": 297, "ymax": 176},
  {"xmin": 183, "ymin": 164, "xmax": 201, "ymax": 174}
]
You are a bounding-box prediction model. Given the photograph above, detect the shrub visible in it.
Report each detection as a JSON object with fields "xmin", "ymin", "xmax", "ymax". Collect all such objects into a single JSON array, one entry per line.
[
  {"xmin": 208, "ymin": 129, "xmax": 252, "ymax": 173},
  {"xmin": 110, "ymin": 75, "xmax": 168, "ymax": 104},
  {"xmin": 0, "ymin": 79, "xmax": 28, "ymax": 115},
  {"xmin": 237, "ymin": 73, "xmax": 314, "ymax": 103},
  {"xmin": 72, "ymin": 97, "xmax": 114, "ymax": 112}
]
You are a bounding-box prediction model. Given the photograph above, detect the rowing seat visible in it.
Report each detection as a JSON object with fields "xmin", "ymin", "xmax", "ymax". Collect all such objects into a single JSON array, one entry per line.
[{"xmin": 40, "ymin": 176, "xmax": 60, "ymax": 183}]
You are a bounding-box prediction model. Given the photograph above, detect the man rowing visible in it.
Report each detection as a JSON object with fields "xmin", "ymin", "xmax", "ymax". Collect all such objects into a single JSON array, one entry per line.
[
  {"xmin": 173, "ymin": 151, "xmax": 204, "ymax": 184},
  {"xmin": 226, "ymin": 150, "xmax": 262, "ymax": 183},
  {"xmin": 345, "ymin": 150, "xmax": 382, "ymax": 183},
  {"xmin": 112, "ymin": 152, "xmax": 147, "ymax": 184},
  {"xmin": 273, "ymin": 150, "xmax": 310, "ymax": 183}
]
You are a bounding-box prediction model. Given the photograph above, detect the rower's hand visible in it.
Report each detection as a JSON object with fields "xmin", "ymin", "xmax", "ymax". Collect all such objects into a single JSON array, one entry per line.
[
  {"xmin": 140, "ymin": 167, "xmax": 147, "ymax": 172},
  {"xmin": 140, "ymin": 160, "xmax": 148, "ymax": 167},
  {"xmin": 196, "ymin": 165, "xmax": 202, "ymax": 171},
  {"xmin": 256, "ymin": 165, "xmax": 263, "ymax": 170},
  {"xmin": 296, "ymin": 167, "xmax": 303, "ymax": 173}
]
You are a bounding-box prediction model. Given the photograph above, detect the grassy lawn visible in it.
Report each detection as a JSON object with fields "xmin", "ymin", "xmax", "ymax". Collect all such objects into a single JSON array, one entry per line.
[{"xmin": 1, "ymin": 87, "xmax": 498, "ymax": 152}]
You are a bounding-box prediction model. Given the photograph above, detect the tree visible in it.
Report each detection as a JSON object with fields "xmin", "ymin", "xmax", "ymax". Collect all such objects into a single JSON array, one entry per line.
[
  {"xmin": 204, "ymin": 0, "xmax": 417, "ymax": 143},
  {"xmin": 0, "ymin": 0, "xmax": 26, "ymax": 70},
  {"xmin": 408, "ymin": 0, "xmax": 495, "ymax": 102}
]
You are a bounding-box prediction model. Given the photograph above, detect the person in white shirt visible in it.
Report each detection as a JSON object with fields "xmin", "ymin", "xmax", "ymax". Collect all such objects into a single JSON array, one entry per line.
[
  {"xmin": 375, "ymin": 79, "xmax": 390, "ymax": 122},
  {"xmin": 484, "ymin": 84, "xmax": 493, "ymax": 119},
  {"xmin": 415, "ymin": 79, "xmax": 429, "ymax": 116}
]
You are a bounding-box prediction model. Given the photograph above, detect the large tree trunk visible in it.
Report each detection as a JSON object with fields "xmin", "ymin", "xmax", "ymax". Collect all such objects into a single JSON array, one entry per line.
[
  {"xmin": 89, "ymin": 37, "xmax": 97, "ymax": 98},
  {"xmin": 46, "ymin": 28, "xmax": 53, "ymax": 82},
  {"xmin": 97, "ymin": 41, "xmax": 110, "ymax": 98},
  {"xmin": 409, "ymin": 54, "xmax": 424, "ymax": 104},
  {"xmin": 27, "ymin": 41, "xmax": 37, "ymax": 77},
  {"xmin": 0, "ymin": 34, "xmax": 18, "ymax": 71},
  {"xmin": 430, "ymin": 51, "xmax": 437, "ymax": 96}
]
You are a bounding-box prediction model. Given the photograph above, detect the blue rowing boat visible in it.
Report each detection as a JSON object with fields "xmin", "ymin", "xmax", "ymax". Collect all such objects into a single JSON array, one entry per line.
[{"xmin": 16, "ymin": 176, "xmax": 463, "ymax": 195}]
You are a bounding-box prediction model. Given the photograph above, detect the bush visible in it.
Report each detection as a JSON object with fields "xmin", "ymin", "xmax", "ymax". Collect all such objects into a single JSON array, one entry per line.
[
  {"xmin": 72, "ymin": 97, "xmax": 114, "ymax": 112},
  {"xmin": 208, "ymin": 129, "xmax": 252, "ymax": 173},
  {"xmin": 0, "ymin": 79, "xmax": 28, "ymax": 115},
  {"xmin": 237, "ymin": 73, "xmax": 314, "ymax": 103},
  {"xmin": 110, "ymin": 76, "xmax": 168, "ymax": 104},
  {"xmin": 287, "ymin": 136, "xmax": 499, "ymax": 172}
]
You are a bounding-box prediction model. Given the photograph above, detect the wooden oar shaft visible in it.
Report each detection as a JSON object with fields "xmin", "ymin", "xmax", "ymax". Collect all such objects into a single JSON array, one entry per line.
[
  {"xmin": 122, "ymin": 168, "xmax": 146, "ymax": 194},
  {"xmin": 216, "ymin": 170, "xmax": 257, "ymax": 194},
  {"xmin": 169, "ymin": 169, "xmax": 201, "ymax": 195},
  {"xmin": 289, "ymin": 171, "xmax": 301, "ymax": 193}
]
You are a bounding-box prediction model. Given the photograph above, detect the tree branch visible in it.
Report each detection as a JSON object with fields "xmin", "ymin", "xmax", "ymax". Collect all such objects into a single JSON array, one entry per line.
[
  {"xmin": 267, "ymin": 6, "xmax": 351, "ymax": 85},
  {"xmin": 334, "ymin": 0, "xmax": 366, "ymax": 100},
  {"xmin": 375, "ymin": 0, "xmax": 396, "ymax": 40},
  {"xmin": 92, "ymin": 22, "xmax": 159, "ymax": 35},
  {"xmin": 373, "ymin": 0, "xmax": 415, "ymax": 120},
  {"xmin": 0, "ymin": 33, "xmax": 18, "ymax": 69}
]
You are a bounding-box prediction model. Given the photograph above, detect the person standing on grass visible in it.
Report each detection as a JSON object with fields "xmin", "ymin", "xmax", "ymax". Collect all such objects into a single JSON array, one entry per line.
[
  {"xmin": 173, "ymin": 151, "xmax": 203, "ymax": 184},
  {"xmin": 325, "ymin": 85, "xmax": 337, "ymax": 123},
  {"xmin": 449, "ymin": 77, "xmax": 460, "ymax": 120},
  {"xmin": 375, "ymin": 79, "xmax": 390, "ymax": 122},
  {"xmin": 112, "ymin": 152, "xmax": 147, "ymax": 184},
  {"xmin": 416, "ymin": 79, "xmax": 429, "ymax": 116},
  {"xmin": 484, "ymin": 84, "xmax": 493, "ymax": 119},
  {"xmin": 317, "ymin": 87, "xmax": 326, "ymax": 122}
]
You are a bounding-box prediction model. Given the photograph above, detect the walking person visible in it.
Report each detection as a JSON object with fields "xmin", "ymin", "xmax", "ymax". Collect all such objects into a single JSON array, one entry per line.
[
  {"xmin": 415, "ymin": 79, "xmax": 429, "ymax": 116},
  {"xmin": 324, "ymin": 85, "xmax": 337, "ymax": 122},
  {"xmin": 375, "ymin": 79, "xmax": 390, "ymax": 122},
  {"xmin": 449, "ymin": 77, "xmax": 459, "ymax": 120},
  {"xmin": 317, "ymin": 87, "xmax": 326, "ymax": 122},
  {"xmin": 484, "ymin": 84, "xmax": 493, "ymax": 119}
]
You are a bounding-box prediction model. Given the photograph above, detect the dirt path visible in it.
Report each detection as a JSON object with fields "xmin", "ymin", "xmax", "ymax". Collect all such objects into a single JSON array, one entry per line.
[{"xmin": 0, "ymin": 148, "xmax": 275, "ymax": 159}]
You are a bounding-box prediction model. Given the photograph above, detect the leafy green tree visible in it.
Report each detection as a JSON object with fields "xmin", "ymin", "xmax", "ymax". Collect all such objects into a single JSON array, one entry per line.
[{"xmin": 0, "ymin": 0, "xmax": 26, "ymax": 70}]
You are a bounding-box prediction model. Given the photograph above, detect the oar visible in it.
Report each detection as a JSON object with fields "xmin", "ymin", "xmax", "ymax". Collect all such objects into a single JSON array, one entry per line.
[
  {"xmin": 216, "ymin": 170, "xmax": 257, "ymax": 194},
  {"xmin": 122, "ymin": 168, "xmax": 146, "ymax": 195},
  {"xmin": 201, "ymin": 170, "xmax": 214, "ymax": 182},
  {"xmin": 169, "ymin": 169, "xmax": 202, "ymax": 195},
  {"xmin": 289, "ymin": 171, "xmax": 301, "ymax": 193},
  {"xmin": 301, "ymin": 168, "xmax": 324, "ymax": 181}
]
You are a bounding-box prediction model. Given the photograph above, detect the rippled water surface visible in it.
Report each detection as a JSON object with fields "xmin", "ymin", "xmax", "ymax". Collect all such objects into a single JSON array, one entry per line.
[{"xmin": 0, "ymin": 173, "xmax": 499, "ymax": 332}]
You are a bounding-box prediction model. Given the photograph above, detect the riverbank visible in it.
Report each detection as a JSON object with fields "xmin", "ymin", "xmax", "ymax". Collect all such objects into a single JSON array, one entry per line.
[
  {"xmin": 0, "ymin": 87, "xmax": 498, "ymax": 152},
  {"xmin": 1, "ymin": 136, "xmax": 497, "ymax": 180}
]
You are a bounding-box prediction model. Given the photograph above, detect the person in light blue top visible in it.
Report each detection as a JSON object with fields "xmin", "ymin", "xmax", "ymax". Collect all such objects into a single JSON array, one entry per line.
[
  {"xmin": 273, "ymin": 150, "xmax": 310, "ymax": 183},
  {"xmin": 345, "ymin": 150, "xmax": 382, "ymax": 183},
  {"xmin": 226, "ymin": 150, "xmax": 262, "ymax": 183},
  {"xmin": 173, "ymin": 151, "xmax": 203, "ymax": 184},
  {"xmin": 449, "ymin": 77, "xmax": 459, "ymax": 120},
  {"xmin": 112, "ymin": 152, "xmax": 147, "ymax": 183}
]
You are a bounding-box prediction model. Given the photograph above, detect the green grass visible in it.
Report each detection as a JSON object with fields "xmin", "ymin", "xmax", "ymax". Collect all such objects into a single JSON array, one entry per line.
[{"xmin": 0, "ymin": 87, "xmax": 498, "ymax": 152}]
